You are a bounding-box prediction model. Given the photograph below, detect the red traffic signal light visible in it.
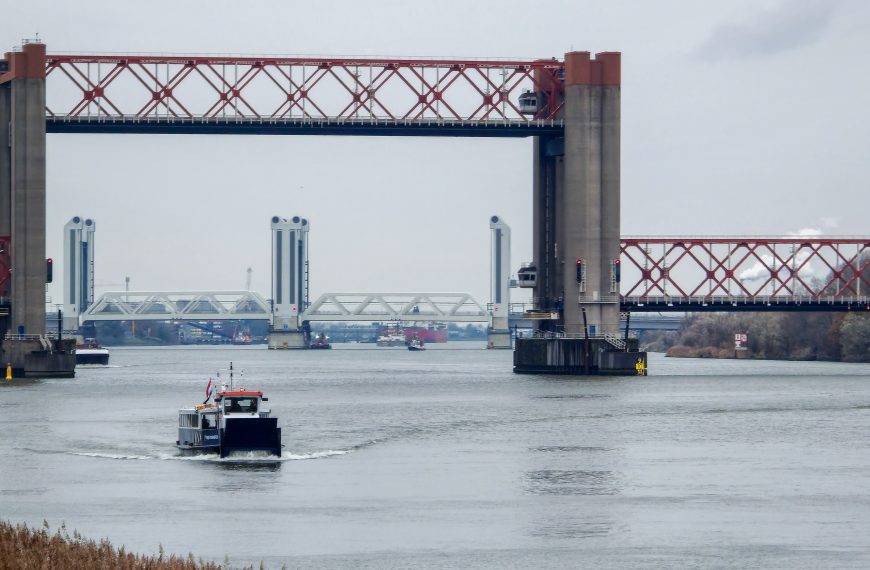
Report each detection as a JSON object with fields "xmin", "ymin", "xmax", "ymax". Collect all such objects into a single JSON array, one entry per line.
[
  {"xmin": 46, "ymin": 258, "xmax": 53, "ymax": 283},
  {"xmin": 575, "ymin": 258, "xmax": 584, "ymax": 282},
  {"xmin": 614, "ymin": 258, "xmax": 621, "ymax": 283}
]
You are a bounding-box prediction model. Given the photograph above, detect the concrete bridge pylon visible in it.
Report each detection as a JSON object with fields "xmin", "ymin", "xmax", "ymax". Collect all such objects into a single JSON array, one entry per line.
[
  {"xmin": 268, "ymin": 215, "xmax": 310, "ymax": 349},
  {"xmin": 487, "ymin": 215, "xmax": 512, "ymax": 349},
  {"xmin": 62, "ymin": 216, "xmax": 96, "ymax": 331},
  {"xmin": 1, "ymin": 41, "xmax": 47, "ymax": 336},
  {"xmin": 532, "ymin": 51, "xmax": 621, "ymax": 336},
  {"xmin": 0, "ymin": 41, "xmax": 75, "ymax": 377}
]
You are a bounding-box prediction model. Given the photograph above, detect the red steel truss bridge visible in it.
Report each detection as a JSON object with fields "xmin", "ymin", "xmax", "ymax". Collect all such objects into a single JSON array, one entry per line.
[
  {"xmin": 44, "ymin": 53, "xmax": 565, "ymax": 136},
  {"xmin": 620, "ymin": 237, "xmax": 870, "ymax": 312}
]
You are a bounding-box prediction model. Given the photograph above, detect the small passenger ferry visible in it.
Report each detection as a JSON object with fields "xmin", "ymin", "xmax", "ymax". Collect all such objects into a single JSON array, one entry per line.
[{"xmin": 176, "ymin": 367, "xmax": 281, "ymax": 458}]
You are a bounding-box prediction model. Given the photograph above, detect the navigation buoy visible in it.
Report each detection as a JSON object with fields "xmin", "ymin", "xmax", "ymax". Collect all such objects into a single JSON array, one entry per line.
[{"xmin": 5, "ymin": 363, "xmax": 12, "ymax": 381}]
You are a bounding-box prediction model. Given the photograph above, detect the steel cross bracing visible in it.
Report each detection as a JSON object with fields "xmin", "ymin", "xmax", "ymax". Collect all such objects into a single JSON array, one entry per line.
[
  {"xmin": 81, "ymin": 291, "xmax": 271, "ymax": 322},
  {"xmin": 620, "ymin": 237, "xmax": 870, "ymax": 312},
  {"xmin": 44, "ymin": 54, "xmax": 565, "ymax": 137},
  {"xmin": 302, "ymin": 293, "xmax": 489, "ymax": 322}
]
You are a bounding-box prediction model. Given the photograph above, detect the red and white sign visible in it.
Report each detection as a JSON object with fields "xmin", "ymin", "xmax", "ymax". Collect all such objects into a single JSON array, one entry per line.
[{"xmin": 734, "ymin": 333, "xmax": 748, "ymax": 350}]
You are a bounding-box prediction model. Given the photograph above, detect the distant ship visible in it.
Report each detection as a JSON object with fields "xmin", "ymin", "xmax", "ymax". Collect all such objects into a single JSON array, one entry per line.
[
  {"xmin": 231, "ymin": 326, "xmax": 253, "ymax": 345},
  {"xmin": 376, "ymin": 332, "xmax": 406, "ymax": 347},
  {"xmin": 377, "ymin": 323, "xmax": 448, "ymax": 344},
  {"xmin": 403, "ymin": 323, "xmax": 448, "ymax": 343},
  {"xmin": 76, "ymin": 340, "xmax": 109, "ymax": 365},
  {"xmin": 309, "ymin": 333, "xmax": 332, "ymax": 349}
]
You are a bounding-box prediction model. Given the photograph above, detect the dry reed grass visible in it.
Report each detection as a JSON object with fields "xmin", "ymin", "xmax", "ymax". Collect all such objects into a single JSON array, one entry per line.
[{"xmin": 0, "ymin": 520, "xmax": 270, "ymax": 570}]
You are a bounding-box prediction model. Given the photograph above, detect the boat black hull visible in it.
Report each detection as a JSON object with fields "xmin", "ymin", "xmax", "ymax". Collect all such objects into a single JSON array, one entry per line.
[
  {"xmin": 220, "ymin": 418, "xmax": 282, "ymax": 457},
  {"xmin": 76, "ymin": 353, "xmax": 110, "ymax": 365}
]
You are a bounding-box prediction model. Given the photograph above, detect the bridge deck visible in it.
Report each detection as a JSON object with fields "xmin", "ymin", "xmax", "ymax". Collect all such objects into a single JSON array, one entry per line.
[
  {"xmin": 623, "ymin": 296, "xmax": 870, "ymax": 312},
  {"xmin": 47, "ymin": 116, "xmax": 564, "ymax": 137}
]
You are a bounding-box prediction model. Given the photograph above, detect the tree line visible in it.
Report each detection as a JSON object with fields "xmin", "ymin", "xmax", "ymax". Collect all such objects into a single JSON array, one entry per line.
[{"xmin": 645, "ymin": 312, "xmax": 869, "ymax": 362}]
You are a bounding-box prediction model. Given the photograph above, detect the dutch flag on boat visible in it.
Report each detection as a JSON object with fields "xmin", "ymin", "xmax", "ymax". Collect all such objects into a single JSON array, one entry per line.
[{"xmin": 203, "ymin": 378, "xmax": 213, "ymax": 404}]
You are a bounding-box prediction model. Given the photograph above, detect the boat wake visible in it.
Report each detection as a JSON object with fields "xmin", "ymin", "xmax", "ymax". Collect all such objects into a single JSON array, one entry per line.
[
  {"xmin": 67, "ymin": 451, "xmax": 153, "ymax": 460},
  {"xmin": 63, "ymin": 449, "xmax": 351, "ymax": 462}
]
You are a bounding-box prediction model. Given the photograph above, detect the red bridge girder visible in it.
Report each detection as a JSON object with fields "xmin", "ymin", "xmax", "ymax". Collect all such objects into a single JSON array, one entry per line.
[
  {"xmin": 620, "ymin": 237, "xmax": 870, "ymax": 305},
  {"xmin": 44, "ymin": 54, "xmax": 565, "ymax": 122}
]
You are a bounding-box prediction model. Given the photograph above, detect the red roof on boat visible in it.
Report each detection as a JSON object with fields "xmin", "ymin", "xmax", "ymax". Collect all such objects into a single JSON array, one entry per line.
[{"xmin": 218, "ymin": 390, "xmax": 263, "ymax": 397}]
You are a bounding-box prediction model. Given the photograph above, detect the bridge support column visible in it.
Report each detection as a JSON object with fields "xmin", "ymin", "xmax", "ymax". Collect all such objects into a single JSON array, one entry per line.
[
  {"xmin": 517, "ymin": 51, "xmax": 644, "ymax": 374},
  {"xmin": 487, "ymin": 215, "xmax": 512, "ymax": 349},
  {"xmin": 268, "ymin": 215, "xmax": 310, "ymax": 349},
  {"xmin": 531, "ymin": 52, "xmax": 622, "ymax": 335},
  {"xmin": 547, "ymin": 51, "xmax": 622, "ymax": 335},
  {"xmin": 0, "ymin": 42, "xmax": 75, "ymax": 377},
  {"xmin": 1, "ymin": 42, "xmax": 47, "ymax": 337}
]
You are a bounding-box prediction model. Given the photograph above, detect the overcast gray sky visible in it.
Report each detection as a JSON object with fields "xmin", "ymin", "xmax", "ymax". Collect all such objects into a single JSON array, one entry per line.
[{"xmin": 2, "ymin": 0, "xmax": 869, "ymax": 307}]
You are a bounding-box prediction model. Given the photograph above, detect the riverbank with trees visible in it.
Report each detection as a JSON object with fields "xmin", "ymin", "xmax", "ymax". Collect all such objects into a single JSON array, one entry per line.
[{"xmin": 644, "ymin": 312, "xmax": 869, "ymax": 362}]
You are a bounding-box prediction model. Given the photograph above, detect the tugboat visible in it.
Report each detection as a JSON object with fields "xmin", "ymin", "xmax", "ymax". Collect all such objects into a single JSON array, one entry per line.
[
  {"xmin": 176, "ymin": 364, "xmax": 281, "ymax": 458},
  {"xmin": 407, "ymin": 336, "xmax": 426, "ymax": 351}
]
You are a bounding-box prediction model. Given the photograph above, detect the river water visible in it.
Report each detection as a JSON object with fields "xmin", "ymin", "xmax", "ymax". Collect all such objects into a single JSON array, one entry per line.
[{"xmin": 1, "ymin": 344, "xmax": 869, "ymax": 569}]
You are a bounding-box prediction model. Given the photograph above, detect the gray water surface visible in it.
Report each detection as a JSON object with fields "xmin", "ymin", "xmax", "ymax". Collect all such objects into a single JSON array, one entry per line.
[{"xmin": 1, "ymin": 345, "xmax": 869, "ymax": 568}]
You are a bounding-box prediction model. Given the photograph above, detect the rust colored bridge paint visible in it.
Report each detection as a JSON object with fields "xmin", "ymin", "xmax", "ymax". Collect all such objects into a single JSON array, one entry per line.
[
  {"xmin": 43, "ymin": 54, "xmax": 566, "ymax": 130},
  {"xmin": 620, "ymin": 237, "xmax": 870, "ymax": 312}
]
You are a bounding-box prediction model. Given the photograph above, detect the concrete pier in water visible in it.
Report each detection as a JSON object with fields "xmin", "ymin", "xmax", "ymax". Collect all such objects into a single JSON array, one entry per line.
[
  {"xmin": 0, "ymin": 42, "xmax": 75, "ymax": 377},
  {"xmin": 516, "ymin": 51, "xmax": 646, "ymax": 375}
]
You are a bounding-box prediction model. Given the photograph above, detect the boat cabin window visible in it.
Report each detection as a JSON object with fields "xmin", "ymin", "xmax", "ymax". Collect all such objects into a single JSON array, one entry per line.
[
  {"xmin": 201, "ymin": 413, "xmax": 217, "ymax": 429},
  {"xmin": 179, "ymin": 412, "xmax": 199, "ymax": 428},
  {"xmin": 224, "ymin": 397, "xmax": 258, "ymax": 414}
]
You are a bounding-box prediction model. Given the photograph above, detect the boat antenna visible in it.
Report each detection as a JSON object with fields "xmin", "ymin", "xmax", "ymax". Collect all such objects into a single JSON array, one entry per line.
[{"xmin": 229, "ymin": 361, "xmax": 234, "ymax": 391}]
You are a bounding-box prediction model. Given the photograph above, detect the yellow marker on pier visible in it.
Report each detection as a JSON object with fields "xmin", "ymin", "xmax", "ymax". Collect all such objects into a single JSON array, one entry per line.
[
  {"xmin": 5, "ymin": 363, "xmax": 12, "ymax": 381},
  {"xmin": 635, "ymin": 358, "xmax": 647, "ymax": 376}
]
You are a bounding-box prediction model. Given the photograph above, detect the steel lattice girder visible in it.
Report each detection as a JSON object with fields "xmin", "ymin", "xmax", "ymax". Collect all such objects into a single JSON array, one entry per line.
[
  {"xmin": 81, "ymin": 291, "xmax": 271, "ymax": 322},
  {"xmin": 44, "ymin": 55, "xmax": 565, "ymax": 123},
  {"xmin": 302, "ymin": 293, "xmax": 489, "ymax": 322},
  {"xmin": 620, "ymin": 237, "xmax": 870, "ymax": 301}
]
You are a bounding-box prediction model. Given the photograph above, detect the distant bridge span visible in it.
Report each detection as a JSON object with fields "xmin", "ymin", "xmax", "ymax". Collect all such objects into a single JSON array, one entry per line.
[{"xmin": 81, "ymin": 291, "xmax": 491, "ymax": 323}]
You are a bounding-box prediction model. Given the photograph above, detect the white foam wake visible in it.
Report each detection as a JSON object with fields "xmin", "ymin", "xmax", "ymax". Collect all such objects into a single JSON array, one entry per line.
[
  {"xmin": 67, "ymin": 449, "xmax": 352, "ymax": 462},
  {"xmin": 67, "ymin": 451, "xmax": 152, "ymax": 460}
]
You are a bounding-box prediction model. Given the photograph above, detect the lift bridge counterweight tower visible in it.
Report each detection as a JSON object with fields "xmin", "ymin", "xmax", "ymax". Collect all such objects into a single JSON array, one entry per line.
[
  {"xmin": 62, "ymin": 216, "xmax": 95, "ymax": 331},
  {"xmin": 488, "ymin": 216, "xmax": 512, "ymax": 348},
  {"xmin": 269, "ymin": 215, "xmax": 310, "ymax": 349}
]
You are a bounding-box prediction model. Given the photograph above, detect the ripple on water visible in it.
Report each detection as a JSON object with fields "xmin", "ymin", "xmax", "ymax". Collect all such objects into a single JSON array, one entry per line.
[{"xmin": 524, "ymin": 469, "xmax": 622, "ymax": 496}]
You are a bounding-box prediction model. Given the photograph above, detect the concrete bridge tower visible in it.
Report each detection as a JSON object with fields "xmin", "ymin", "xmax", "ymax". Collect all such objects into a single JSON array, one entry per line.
[
  {"xmin": 532, "ymin": 51, "xmax": 621, "ymax": 336},
  {"xmin": 487, "ymin": 215, "xmax": 512, "ymax": 349},
  {"xmin": 515, "ymin": 51, "xmax": 644, "ymax": 374},
  {"xmin": 62, "ymin": 216, "xmax": 96, "ymax": 331},
  {"xmin": 0, "ymin": 41, "xmax": 47, "ymax": 337},
  {"xmin": 268, "ymin": 215, "xmax": 310, "ymax": 349},
  {"xmin": 0, "ymin": 41, "xmax": 75, "ymax": 376}
]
